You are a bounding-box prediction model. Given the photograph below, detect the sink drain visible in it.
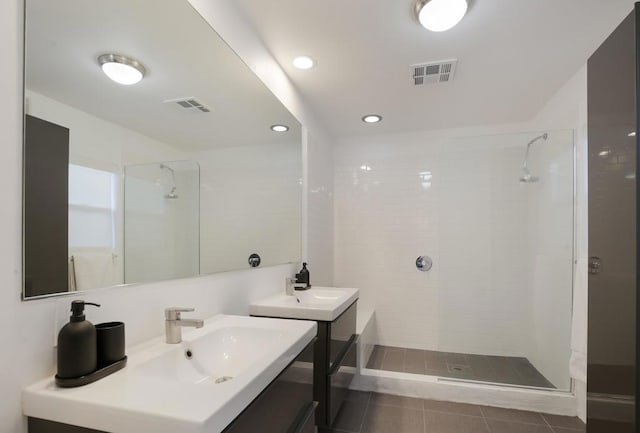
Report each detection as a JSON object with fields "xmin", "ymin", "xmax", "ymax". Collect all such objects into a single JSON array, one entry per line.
[{"xmin": 214, "ymin": 376, "xmax": 233, "ymax": 384}]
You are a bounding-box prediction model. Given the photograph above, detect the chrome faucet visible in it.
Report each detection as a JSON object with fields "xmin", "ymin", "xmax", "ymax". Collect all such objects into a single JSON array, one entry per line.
[
  {"xmin": 165, "ymin": 307, "xmax": 204, "ymax": 344},
  {"xmin": 285, "ymin": 277, "xmax": 307, "ymax": 296}
]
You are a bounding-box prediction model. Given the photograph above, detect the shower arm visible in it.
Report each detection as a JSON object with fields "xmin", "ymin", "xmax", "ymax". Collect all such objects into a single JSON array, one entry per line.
[
  {"xmin": 521, "ymin": 133, "xmax": 548, "ymax": 175},
  {"xmin": 160, "ymin": 163, "xmax": 177, "ymax": 189}
]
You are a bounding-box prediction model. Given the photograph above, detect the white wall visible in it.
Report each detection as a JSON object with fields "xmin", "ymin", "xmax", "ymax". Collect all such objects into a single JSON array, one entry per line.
[
  {"xmin": 305, "ymin": 132, "xmax": 334, "ymax": 286},
  {"xmin": 0, "ymin": 1, "xmax": 334, "ymax": 432},
  {"xmin": 197, "ymin": 142, "xmax": 302, "ymax": 274},
  {"xmin": 189, "ymin": 0, "xmax": 335, "ymax": 286}
]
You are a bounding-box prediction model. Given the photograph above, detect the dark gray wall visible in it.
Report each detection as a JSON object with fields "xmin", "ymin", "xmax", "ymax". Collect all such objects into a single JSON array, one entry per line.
[
  {"xmin": 24, "ymin": 114, "xmax": 69, "ymax": 297},
  {"xmin": 587, "ymin": 7, "xmax": 637, "ymax": 432}
]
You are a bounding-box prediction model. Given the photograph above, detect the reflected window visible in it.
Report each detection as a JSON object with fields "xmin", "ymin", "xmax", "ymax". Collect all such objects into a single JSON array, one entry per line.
[{"xmin": 68, "ymin": 164, "xmax": 117, "ymax": 249}]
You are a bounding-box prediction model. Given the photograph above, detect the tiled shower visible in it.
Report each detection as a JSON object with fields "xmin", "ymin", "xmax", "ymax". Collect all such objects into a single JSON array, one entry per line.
[{"xmin": 335, "ymin": 129, "xmax": 575, "ymax": 390}]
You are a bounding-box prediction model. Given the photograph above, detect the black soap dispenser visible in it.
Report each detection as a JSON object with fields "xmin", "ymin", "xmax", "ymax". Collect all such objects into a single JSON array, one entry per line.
[
  {"xmin": 295, "ymin": 262, "xmax": 311, "ymax": 289},
  {"xmin": 57, "ymin": 300, "xmax": 101, "ymax": 379}
]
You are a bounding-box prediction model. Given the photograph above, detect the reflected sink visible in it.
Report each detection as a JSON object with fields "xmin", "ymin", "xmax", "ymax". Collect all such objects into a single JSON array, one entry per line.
[
  {"xmin": 250, "ymin": 286, "xmax": 359, "ymax": 321},
  {"xmin": 23, "ymin": 315, "xmax": 316, "ymax": 433},
  {"xmin": 136, "ymin": 326, "xmax": 285, "ymax": 385}
]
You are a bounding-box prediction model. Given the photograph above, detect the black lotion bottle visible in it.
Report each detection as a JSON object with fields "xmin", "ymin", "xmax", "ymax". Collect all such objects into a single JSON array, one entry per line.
[
  {"xmin": 57, "ymin": 300, "xmax": 101, "ymax": 379},
  {"xmin": 295, "ymin": 262, "xmax": 310, "ymax": 289}
]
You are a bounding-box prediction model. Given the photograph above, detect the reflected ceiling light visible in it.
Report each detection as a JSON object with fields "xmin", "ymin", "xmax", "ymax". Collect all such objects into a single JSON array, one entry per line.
[
  {"xmin": 415, "ymin": 0, "xmax": 468, "ymax": 32},
  {"xmin": 362, "ymin": 114, "xmax": 382, "ymax": 124},
  {"xmin": 598, "ymin": 150, "xmax": 611, "ymax": 157},
  {"xmin": 360, "ymin": 165, "xmax": 372, "ymax": 171},
  {"xmin": 629, "ymin": 131, "xmax": 636, "ymax": 137},
  {"xmin": 98, "ymin": 54, "xmax": 146, "ymax": 85},
  {"xmin": 271, "ymin": 124, "xmax": 289, "ymax": 132},
  {"xmin": 292, "ymin": 56, "xmax": 315, "ymax": 70}
]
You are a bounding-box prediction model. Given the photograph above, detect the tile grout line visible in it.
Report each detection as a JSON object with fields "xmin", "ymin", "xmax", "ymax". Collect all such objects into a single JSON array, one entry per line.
[
  {"xmin": 355, "ymin": 391, "xmax": 372, "ymax": 433},
  {"xmin": 422, "ymin": 404, "xmax": 428, "ymax": 433},
  {"xmin": 479, "ymin": 406, "xmax": 492, "ymax": 432}
]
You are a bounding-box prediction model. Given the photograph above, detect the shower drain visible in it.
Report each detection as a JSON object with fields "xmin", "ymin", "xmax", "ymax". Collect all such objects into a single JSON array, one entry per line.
[{"xmin": 214, "ymin": 376, "xmax": 233, "ymax": 384}]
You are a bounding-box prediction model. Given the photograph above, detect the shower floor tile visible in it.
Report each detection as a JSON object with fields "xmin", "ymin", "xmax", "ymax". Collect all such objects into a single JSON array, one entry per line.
[
  {"xmin": 320, "ymin": 391, "xmax": 584, "ymax": 433},
  {"xmin": 365, "ymin": 345, "xmax": 555, "ymax": 389}
]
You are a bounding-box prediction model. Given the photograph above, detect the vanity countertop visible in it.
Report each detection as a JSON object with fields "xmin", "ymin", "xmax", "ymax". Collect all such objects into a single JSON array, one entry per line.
[{"xmin": 22, "ymin": 314, "xmax": 317, "ymax": 433}]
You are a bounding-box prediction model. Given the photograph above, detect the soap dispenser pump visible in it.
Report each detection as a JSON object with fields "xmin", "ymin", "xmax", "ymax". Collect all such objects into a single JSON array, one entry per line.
[
  {"xmin": 295, "ymin": 262, "xmax": 310, "ymax": 289},
  {"xmin": 57, "ymin": 300, "xmax": 101, "ymax": 379}
]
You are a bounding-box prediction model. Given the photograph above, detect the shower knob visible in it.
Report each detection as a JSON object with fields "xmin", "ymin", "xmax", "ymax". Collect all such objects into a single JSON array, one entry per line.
[
  {"xmin": 248, "ymin": 253, "xmax": 261, "ymax": 268},
  {"xmin": 416, "ymin": 256, "xmax": 432, "ymax": 272}
]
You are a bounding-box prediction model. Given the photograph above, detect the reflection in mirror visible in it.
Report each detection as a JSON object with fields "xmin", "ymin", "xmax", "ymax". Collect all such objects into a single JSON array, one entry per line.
[
  {"xmin": 23, "ymin": 0, "xmax": 302, "ymax": 299},
  {"xmin": 124, "ymin": 161, "xmax": 200, "ymax": 285}
]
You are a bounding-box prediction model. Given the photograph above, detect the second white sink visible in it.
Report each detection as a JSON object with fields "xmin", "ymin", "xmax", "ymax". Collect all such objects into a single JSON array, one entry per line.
[{"xmin": 250, "ymin": 286, "xmax": 359, "ymax": 321}]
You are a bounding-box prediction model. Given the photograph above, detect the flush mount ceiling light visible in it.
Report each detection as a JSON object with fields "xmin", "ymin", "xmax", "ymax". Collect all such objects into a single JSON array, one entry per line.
[
  {"xmin": 415, "ymin": 0, "xmax": 468, "ymax": 32},
  {"xmin": 292, "ymin": 56, "xmax": 315, "ymax": 70},
  {"xmin": 362, "ymin": 114, "xmax": 382, "ymax": 124},
  {"xmin": 271, "ymin": 124, "xmax": 290, "ymax": 132},
  {"xmin": 98, "ymin": 54, "xmax": 146, "ymax": 85}
]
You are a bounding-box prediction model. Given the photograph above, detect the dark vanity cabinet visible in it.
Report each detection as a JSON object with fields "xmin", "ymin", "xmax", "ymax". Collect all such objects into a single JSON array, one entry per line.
[
  {"xmin": 315, "ymin": 301, "xmax": 357, "ymax": 429},
  {"xmin": 28, "ymin": 341, "xmax": 315, "ymax": 433},
  {"xmin": 223, "ymin": 342, "xmax": 316, "ymax": 433},
  {"xmin": 261, "ymin": 301, "xmax": 358, "ymax": 430}
]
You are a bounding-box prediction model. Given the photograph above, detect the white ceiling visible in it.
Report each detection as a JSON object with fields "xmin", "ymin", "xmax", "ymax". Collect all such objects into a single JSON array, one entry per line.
[
  {"xmin": 233, "ymin": 0, "xmax": 637, "ymax": 137},
  {"xmin": 25, "ymin": 0, "xmax": 300, "ymax": 152}
]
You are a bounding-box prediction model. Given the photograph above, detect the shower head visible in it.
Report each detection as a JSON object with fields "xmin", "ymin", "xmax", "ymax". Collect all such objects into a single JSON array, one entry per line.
[
  {"xmin": 519, "ymin": 173, "xmax": 539, "ymax": 183},
  {"xmin": 520, "ymin": 133, "xmax": 548, "ymax": 183},
  {"xmin": 165, "ymin": 187, "xmax": 179, "ymax": 199},
  {"xmin": 160, "ymin": 163, "xmax": 179, "ymax": 199}
]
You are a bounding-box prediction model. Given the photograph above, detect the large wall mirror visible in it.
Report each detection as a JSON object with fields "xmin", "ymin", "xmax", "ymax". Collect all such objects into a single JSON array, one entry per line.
[{"xmin": 23, "ymin": 0, "xmax": 302, "ymax": 299}]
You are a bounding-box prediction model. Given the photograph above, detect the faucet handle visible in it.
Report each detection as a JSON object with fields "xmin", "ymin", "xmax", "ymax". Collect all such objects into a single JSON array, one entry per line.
[{"xmin": 165, "ymin": 307, "xmax": 195, "ymax": 320}]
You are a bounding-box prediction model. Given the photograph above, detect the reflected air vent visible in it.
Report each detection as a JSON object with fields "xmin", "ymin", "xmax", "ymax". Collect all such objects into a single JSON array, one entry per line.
[
  {"xmin": 164, "ymin": 97, "xmax": 211, "ymax": 113},
  {"xmin": 411, "ymin": 59, "xmax": 457, "ymax": 86}
]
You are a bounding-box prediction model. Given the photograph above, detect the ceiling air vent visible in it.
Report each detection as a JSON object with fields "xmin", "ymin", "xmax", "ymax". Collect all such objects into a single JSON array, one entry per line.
[
  {"xmin": 411, "ymin": 59, "xmax": 457, "ymax": 86},
  {"xmin": 164, "ymin": 97, "xmax": 211, "ymax": 113}
]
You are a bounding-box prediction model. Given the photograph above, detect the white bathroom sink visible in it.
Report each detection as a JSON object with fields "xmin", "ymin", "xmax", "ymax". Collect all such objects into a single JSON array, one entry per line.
[
  {"xmin": 22, "ymin": 315, "xmax": 316, "ymax": 433},
  {"xmin": 250, "ymin": 286, "xmax": 359, "ymax": 321},
  {"xmin": 135, "ymin": 326, "xmax": 286, "ymax": 385}
]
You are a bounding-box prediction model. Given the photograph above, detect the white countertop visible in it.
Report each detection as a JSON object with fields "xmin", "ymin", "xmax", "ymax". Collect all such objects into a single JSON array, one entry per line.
[{"xmin": 22, "ymin": 315, "xmax": 317, "ymax": 433}]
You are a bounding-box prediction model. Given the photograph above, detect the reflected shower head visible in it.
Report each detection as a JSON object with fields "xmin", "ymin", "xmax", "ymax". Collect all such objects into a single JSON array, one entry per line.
[
  {"xmin": 519, "ymin": 173, "xmax": 539, "ymax": 183},
  {"xmin": 520, "ymin": 133, "xmax": 548, "ymax": 183},
  {"xmin": 165, "ymin": 187, "xmax": 179, "ymax": 199},
  {"xmin": 160, "ymin": 163, "xmax": 179, "ymax": 199}
]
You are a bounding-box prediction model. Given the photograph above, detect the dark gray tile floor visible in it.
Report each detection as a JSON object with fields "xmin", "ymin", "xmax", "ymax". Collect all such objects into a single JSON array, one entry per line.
[
  {"xmin": 323, "ymin": 391, "xmax": 585, "ymax": 433},
  {"xmin": 366, "ymin": 345, "xmax": 555, "ymax": 389}
]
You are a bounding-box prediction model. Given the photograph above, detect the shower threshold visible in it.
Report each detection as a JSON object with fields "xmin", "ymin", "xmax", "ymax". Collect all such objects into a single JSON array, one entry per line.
[{"xmin": 366, "ymin": 345, "xmax": 555, "ymax": 389}]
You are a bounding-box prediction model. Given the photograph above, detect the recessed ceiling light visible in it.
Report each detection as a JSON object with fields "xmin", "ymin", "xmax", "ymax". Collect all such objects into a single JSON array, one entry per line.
[
  {"xmin": 98, "ymin": 54, "xmax": 146, "ymax": 85},
  {"xmin": 271, "ymin": 124, "xmax": 289, "ymax": 133},
  {"xmin": 362, "ymin": 114, "xmax": 382, "ymax": 124},
  {"xmin": 415, "ymin": 0, "xmax": 468, "ymax": 32},
  {"xmin": 292, "ymin": 56, "xmax": 315, "ymax": 70}
]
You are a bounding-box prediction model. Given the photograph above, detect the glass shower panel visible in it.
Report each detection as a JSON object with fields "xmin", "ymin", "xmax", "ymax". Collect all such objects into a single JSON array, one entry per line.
[
  {"xmin": 124, "ymin": 161, "xmax": 200, "ymax": 284},
  {"xmin": 437, "ymin": 130, "xmax": 574, "ymax": 390}
]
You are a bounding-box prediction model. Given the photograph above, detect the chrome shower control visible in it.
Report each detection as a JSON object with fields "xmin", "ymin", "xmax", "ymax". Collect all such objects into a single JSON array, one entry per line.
[{"xmin": 416, "ymin": 256, "xmax": 432, "ymax": 272}]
